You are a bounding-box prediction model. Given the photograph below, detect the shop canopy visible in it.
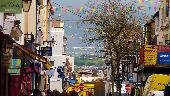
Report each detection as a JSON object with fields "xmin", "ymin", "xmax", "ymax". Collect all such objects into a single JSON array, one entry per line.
[
  {"xmin": 13, "ymin": 43, "xmax": 51, "ymax": 70},
  {"xmin": 1, "ymin": 31, "xmax": 50, "ymax": 70}
]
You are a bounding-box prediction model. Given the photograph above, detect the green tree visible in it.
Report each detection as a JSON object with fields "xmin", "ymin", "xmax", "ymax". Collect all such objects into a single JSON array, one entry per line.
[{"xmin": 82, "ymin": 0, "xmax": 146, "ymax": 96}]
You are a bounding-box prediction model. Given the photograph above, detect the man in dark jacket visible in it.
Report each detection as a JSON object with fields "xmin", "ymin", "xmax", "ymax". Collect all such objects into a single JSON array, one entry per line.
[{"xmin": 164, "ymin": 86, "xmax": 170, "ymax": 96}]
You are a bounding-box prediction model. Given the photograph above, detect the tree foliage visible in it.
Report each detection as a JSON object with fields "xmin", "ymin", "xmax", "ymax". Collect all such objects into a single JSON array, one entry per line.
[
  {"xmin": 75, "ymin": 57, "xmax": 104, "ymax": 67},
  {"xmin": 82, "ymin": 0, "xmax": 147, "ymax": 95}
]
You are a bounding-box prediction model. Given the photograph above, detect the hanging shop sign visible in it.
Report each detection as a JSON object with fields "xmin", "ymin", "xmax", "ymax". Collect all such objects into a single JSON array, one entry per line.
[
  {"xmin": 8, "ymin": 59, "xmax": 21, "ymax": 75},
  {"xmin": 0, "ymin": 0, "xmax": 22, "ymax": 13},
  {"xmin": 41, "ymin": 47, "xmax": 52, "ymax": 56},
  {"xmin": 144, "ymin": 45, "xmax": 157, "ymax": 66},
  {"xmin": 8, "ymin": 69, "xmax": 20, "ymax": 74}
]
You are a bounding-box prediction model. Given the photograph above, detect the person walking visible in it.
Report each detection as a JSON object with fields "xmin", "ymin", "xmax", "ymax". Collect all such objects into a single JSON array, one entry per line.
[
  {"xmin": 52, "ymin": 89, "xmax": 61, "ymax": 96},
  {"xmin": 32, "ymin": 89, "xmax": 41, "ymax": 96},
  {"xmin": 46, "ymin": 89, "xmax": 53, "ymax": 96}
]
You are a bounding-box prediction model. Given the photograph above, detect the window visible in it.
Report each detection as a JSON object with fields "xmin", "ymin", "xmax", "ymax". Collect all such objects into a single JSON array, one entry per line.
[
  {"xmin": 165, "ymin": 34, "xmax": 168, "ymax": 40},
  {"xmin": 51, "ymin": 20, "xmax": 64, "ymax": 28},
  {"xmin": 50, "ymin": 61, "xmax": 54, "ymax": 66},
  {"xmin": 159, "ymin": 42, "xmax": 163, "ymax": 45}
]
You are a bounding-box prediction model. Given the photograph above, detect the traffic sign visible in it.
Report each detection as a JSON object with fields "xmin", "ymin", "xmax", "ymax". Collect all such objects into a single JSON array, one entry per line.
[{"xmin": 129, "ymin": 76, "xmax": 133, "ymax": 83}]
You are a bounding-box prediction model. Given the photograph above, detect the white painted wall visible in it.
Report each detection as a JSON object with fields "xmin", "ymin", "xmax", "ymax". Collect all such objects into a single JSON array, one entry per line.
[
  {"xmin": 15, "ymin": 14, "xmax": 24, "ymax": 45},
  {"xmin": 50, "ymin": 80, "xmax": 63, "ymax": 93},
  {"xmin": 51, "ymin": 31, "xmax": 64, "ymax": 55},
  {"xmin": 28, "ymin": 0, "xmax": 36, "ymax": 36},
  {"xmin": 49, "ymin": 20, "xmax": 66, "ymax": 92},
  {"xmin": 0, "ymin": 13, "xmax": 3, "ymax": 27}
]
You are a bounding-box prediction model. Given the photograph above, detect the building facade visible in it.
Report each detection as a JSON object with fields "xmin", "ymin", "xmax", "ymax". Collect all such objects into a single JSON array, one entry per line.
[
  {"xmin": 0, "ymin": 0, "xmax": 51, "ymax": 96},
  {"xmin": 48, "ymin": 16, "xmax": 75, "ymax": 92}
]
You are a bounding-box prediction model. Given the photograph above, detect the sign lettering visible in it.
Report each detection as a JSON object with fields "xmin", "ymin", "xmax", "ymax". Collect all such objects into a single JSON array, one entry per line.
[{"xmin": 0, "ymin": 0, "xmax": 22, "ymax": 13}]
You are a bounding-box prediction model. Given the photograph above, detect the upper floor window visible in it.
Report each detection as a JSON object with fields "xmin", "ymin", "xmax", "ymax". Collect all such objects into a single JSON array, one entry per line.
[{"xmin": 51, "ymin": 20, "xmax": 64, "ymax": 28}]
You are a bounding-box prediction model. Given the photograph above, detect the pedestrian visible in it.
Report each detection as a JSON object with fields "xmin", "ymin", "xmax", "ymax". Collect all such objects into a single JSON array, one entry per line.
[
  {"xmin": 69, "ymin": 90, "xmax": 79, "ymax": 96},
  {"xmin": 32, "ymin": 89, "xmax": 41, "ymax": 96},
  {"xmin": 131, "ymin": 84, "xmax": 135, "ymax": 96},
  {"xmin": 164, "ymin": 85, "xmax": 170, "ymax": 96},
  {"xmin": 109, "ymin": 92, "xmax": 112, "ymax": 96},
  {"xmin": 61, "ymin": 91, "xmax": 68, "ymax": 96},
  {"xmin": 46, "ymin": 89, "xmax": 53, "ymax": 96},
  {"xmin": 18, "ymin": 89, "xmax": 27, "ymax": 96},
  {"xmin": 52, "ymin": 89, "xmax": 61, "ymax": 96},
  {"xmin": 41, "ymin": 91, "xmax": 46, "ymax": 96}
]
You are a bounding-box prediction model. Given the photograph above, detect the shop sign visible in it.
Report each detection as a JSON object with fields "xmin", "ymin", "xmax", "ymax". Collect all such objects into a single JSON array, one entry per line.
[
  {"xmin": 144, "ymin": 45, "xmax": 157, "ymax": 66},
  {"xmin": 157, "ymin": 52, "xmax": 170, "ymax": 64},
  {"xmin": 9, "ymin": 59, "xmax": 21, "ymax": 68},
  {"xmin": 41, "ymin": 47, "xmax": 52, "ymax": 56},
  {"xmin": 157, "ymin": 45, "xmax": 170, "ymax": 64},
  {"xmin": 8, "ymin": 59, "xmax": 21, "ymax": 75},
  {"xmin": 129, "ymin": 76, "xmax": 133, "ymax": 83},
  {"xmin": 158, "ymin": 45, "xmax": 170, "ymax": 52},
  {"xmin": 8, "ymin": 69, "xmax": 20, "ymax": 74},
  {"xmin": 0, "ymin": 0, "xmax": 22, "ymax": 13}
]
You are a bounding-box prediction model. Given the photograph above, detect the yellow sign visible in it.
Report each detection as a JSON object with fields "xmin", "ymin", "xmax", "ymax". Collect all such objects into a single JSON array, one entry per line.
[
  {"xmin": 66, "ymin": 83, "xmax": 94, "ymax": 96},
  {"xmin": 144, "ymin": 45, "xmax": 157, "ymax": 66}
]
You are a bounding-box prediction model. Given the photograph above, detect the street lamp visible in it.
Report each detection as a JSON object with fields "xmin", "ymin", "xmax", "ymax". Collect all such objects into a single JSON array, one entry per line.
[{"xmin": 22, "ymin": 0, "xmax": 32, "ymax": 12}]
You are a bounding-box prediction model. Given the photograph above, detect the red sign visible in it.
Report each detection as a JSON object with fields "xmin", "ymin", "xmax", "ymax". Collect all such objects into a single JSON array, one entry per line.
[
  {"xmin": 79, "ymin": 83, "xmax": 84, "ymax": 89},
  {"xmin": 125, "ymin": 84, "xmax": 131, "ymax": 91},
  {"xmin": 158, "ymin": 45, "xmax": 170, "ymax": 52},
  {"xmin": 138, "ymin": 47, "xmax": 143, "ymax": 64}
]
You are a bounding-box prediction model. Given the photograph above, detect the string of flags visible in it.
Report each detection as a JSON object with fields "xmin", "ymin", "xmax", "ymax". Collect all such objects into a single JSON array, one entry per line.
[
  {"xmin": 50, "ymin": 2, "xmax": 86, "ymax": 19},
  {"xmin": 50, "ymin": 1, "xmax": 161, "ymax": 20}
]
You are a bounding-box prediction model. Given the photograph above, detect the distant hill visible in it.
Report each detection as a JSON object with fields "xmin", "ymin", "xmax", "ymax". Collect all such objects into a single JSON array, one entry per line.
[{"xmin": 74, "ymin": 56, "xmax": 104, "ymax": 67}]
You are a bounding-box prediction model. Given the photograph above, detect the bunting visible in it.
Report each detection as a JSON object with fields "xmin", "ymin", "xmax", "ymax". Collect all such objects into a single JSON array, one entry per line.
[{"xmin": 50, "ymin": 1, "xmax": 159, "ymax": 20}]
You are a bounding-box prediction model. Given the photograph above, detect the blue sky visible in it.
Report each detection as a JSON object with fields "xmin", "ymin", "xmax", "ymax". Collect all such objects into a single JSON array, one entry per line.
[{"xmin": 51, "ymin": 0, "xmax": 160, "ymax": 56}]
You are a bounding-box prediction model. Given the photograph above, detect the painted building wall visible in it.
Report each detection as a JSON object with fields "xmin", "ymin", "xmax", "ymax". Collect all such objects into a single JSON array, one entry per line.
[
  {"xmin": 156, "ymin": 0, "xmax": 170, "ymax": 45},
  {"xmin": 28, "ymin": 0, "xmax": 36, "ymax": 37},
  {"xmin": 39, "ymin": 0, "xmax": 49, "ymax": 42},
  {"xmin": 49, "ymin": 19, "xmax": 66, "ymax": 92},
  {"xmin": 0, "ymin": 13, "xmax": 3, "ymax": 26}
]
